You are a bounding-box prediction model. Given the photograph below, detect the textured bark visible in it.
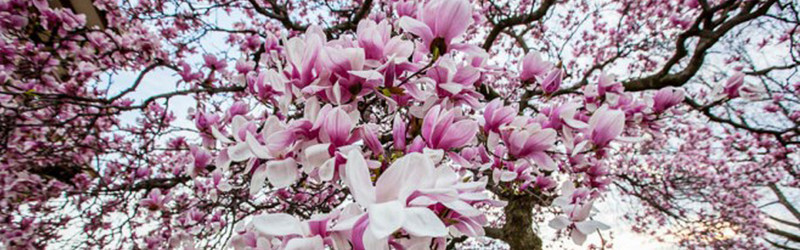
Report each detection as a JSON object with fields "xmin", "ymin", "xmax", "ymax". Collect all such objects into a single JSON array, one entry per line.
[
  {"xmin": 502, "ymin": 197, "xmax": 542, "ymax": 250},
  {"xmin": 484, "ymin": 196, "xmax": 543, "ymax": 250}
]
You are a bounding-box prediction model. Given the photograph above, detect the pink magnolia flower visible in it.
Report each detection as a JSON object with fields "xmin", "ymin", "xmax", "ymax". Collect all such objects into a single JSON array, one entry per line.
[
  {"xmin": 426, "ymin": 57, "xmax": 482, "ymax": 107},
  {"xmin": 394, "ymin": 0, "xmax": 418, "ymax": 17},
  {"xmin": 178, "ymin": 61, "xmax": 203, "ymax": 82},
  {"xmin": 210, "ymin": 115, "xmax": 301, "ymax": 193},
  {"xmin": 549, "ymin": 182, "xmax": 609, "ymax": 245},
  {"xmin": 393, "ymin": 115, "xmax": 407, "ymax": 151},
  {"xmin": 140, "ymin": 188, "xmax": 171, "ymax": 211},
  {"xmin": 482, "ymin": 99, "xmax": 515, "ymax": 133},
  {"xmin": 540, "ymin": 68, "xmax": 563, "ymax": 94},
  {"xmin": 230, "ymin": 213, "xmax": 326, "ymax": 250},
  {"xmin": 597, "ymin": 73, "xmax": 624, "ymax": 96},
  {"xmin": 337, "ymin": 151, "xmax": 448, "ymax": 249},
  {"xmin": 357, "ymin": 124, "xmax": 384, "ymax": 156},
  {"xmin": 250, "ymin": 70, "xmax": 289, "ymax": 107},
  {"xmin": 285, "ymin": 26, "xmax": 325, "ymax": 88},
  {"xmin": 188, "ymin": 146, "xmax": 212, "ymax": 177},
  {"xmin": 520, "ymin": 51, "xmax": 552, "ymax": 81},
  {"xmin": 357, "ymin": 20, "xmax": 414, "ymax": 61},
  {"xmin": 548, "ymin": 200, "xmax": 609, "ymax": 245},
  {"xmin": 202, "ymin": 54, "xmax": 227, "ymax": 71},
  {"xmin": 250, "ymin": 158, "xmax": 298, "ymax": 194},
  {"xmin": 533, "ymin": 175, "xmax": 557, "ymax": 190},
  {"xmin": 422, "ymin": 105, "xmax": 478, "ymax": 150},
  {"xmin": 500, "ymin": 119, "xmax": 558, "ymax": 171},
  {"xmin": 320, "ymin": 107, "xmax": 357, "ymax": 148},
  {"xmin": 337, "ymin": 150, "xmax": 495, "ymax": 249},
  {"xmin": 652, "ymin": 87, "xmax": 685, "ymax": 113},
  {"xmin": 541, "ymin": 102, "xmax": 588, "ymax": 130},
  {"xmin": 234, "ymin": 58, "xmax": 255, "ymax": 74},
  {"xmin": 233, "ymin": 116, "xmax": 296, "ymax": 160},
  {"xmin": 226, "ymin": 101, "xmax": 250, "ymax": 121},
  {"xmin": 398, "ymin": 0, "xmax": 473, "ymax": 54},
  {"xmin": 723, "ymin": 72, "xmax": 745, "ymax": 98},
  {"xmin": 587, "ymin": 105, "xmax": 626, "ymax": 148}
]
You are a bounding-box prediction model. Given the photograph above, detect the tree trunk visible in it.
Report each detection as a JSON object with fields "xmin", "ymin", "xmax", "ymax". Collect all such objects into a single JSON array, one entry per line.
[{"xmin": 498, "ymin": 196, "xmax": 542, "ymax": 250}]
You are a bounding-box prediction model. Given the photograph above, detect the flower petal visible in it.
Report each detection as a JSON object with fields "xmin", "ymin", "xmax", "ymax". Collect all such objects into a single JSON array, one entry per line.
[
  {"xmin": 548, "ymin": 216, "xmax": 570, "ymax": 230},
  {"xmin": 375, "ymin": 153, "xmax": 436, "ymax": 203},
  {"xmin": 252, "ymin": 213, "xmax": 304, "ymax": 236},
  {"xmin": 344, "ymin": 150, "xmax": 376, "ymax": 207},
  {"xmin": 266, "ymin": 158, "xmax": 298, "ymax": 188},
  {"xmin": 246, "ymin": 133, "xmax": 271, "ymax": 159},
  {"xmin": 250, "ymin": 164, "xmax": 269, "ymax": 196},
  {"xmin": 437, "ymin": 119, "xmax": 477, "ymax": 149},
  {"xmin": 367, "ymin": 201, "xmax": 405, "ymax": 239},
  {"xmin": 575, "ymin": 220, "xmax": 610, "ymax": 235},
  {"xmin": 402, "ymin": 207, "xmax": 447, "ymax": 237},
  {"xmin": 227, "ymin": 142, "xmax": 254, "ymax": 162},
  {"xmin": 399, "ymin": 17, "xmax": 434, "ymax": 48},
  {"xmin": 284, "ymin": 236, "xmax": 324, "ymax": 250}
]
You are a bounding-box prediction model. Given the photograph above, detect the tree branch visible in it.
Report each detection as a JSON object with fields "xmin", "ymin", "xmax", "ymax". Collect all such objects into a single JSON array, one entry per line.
[
  {"xmin": 623, "ymin": 0, "xmax": 777, "ymax": 91},
  {"xmin": 482, "ymin": 0, "xmax": 556, "ymax": 51}
]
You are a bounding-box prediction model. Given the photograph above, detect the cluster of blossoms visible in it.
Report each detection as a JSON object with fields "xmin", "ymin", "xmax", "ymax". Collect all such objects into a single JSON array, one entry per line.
[
  {"xmin": 169, "ymin": 0, "xmax": 689, "ymax": 248},
  {"xmin": 1, "ymin": 0, "xmax": 794, "ymax": 249}
]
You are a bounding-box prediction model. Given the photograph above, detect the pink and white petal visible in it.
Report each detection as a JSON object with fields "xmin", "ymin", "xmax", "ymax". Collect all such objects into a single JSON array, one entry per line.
[
  {"xmin": 252, "ymin": 213, "xmax": 304, "ymax": 236},
  {"xmin": 420, "ymin": 105, "xmax": 442, "ymax": 143},
  {"xmin": 572, "ymin": 140, "xmax": 589, "ymax": 157},
  {"xmin": 246, "ymin": 133, "xmax": 271, "ymax": 159},
  {"xmin": 318, "ymin": 158, "xmax": 336, "ymax": 181},
  {"xmin": 228, "ymin": 142, "xmax": 254, "ymax": 162},
  {"xmin": 458, "ymin": 192, "xmax": 489, "ymax": 201},
  {"xmin": 375, "ymin": 153, "xmax": 436, "ymax": 203},
  {"xmin": 437, "ymin": 119, "xmax": 477, "ymax": 149},
  {"xmin": 266, "ymin": 158, "xmax": 298, "ymax": 188},
  {"xmin": 211, "ymin": 126, "xmax": 232, "ymax": 143},
  {"xmin": 439, "ymin": 83, "xmax": 464, "ymax": 95},
  {"xmin": 529, "ymin": 152, "xmax": 556, "ymax": 171},
  {"xmin": 250, "ymin": 164, "xmax": 269, "ymax": 196},
  {"xmin": 362, "ymin": 224, "xmax": 391, "ymax": 250},
  {"xmin": 572, "ymin": 201, "xmax": 594, "ymax": 221},
  {"xmin": 215, "ymin": 150, "xmax": 231, "ymax": 172},
  {"xmin": 408, "ymin": 196, "xmax": 437, "ymax": 207},
  {"xmin": 367, "ymin": 201, "xmax": 406, "ymax": 239},
  {"xmin": 304, "ymin": 143, "xmax": 331, "ymax": 167},
  {"xmin": 230, "ymin": 116, "xmax": 249, "ymax": 140},
  {"xmin": 325, "ymin": 108, "xmax": 354, "ymax": 145},
  {"xmin": 571, "ymin": 229, "xmax": 588, "ymax": 245},
  {"xmin": 433, "ymin": 164, "xmax": 458, "ymax": 187},
  {"xmin": 417, "ymin": 188, "xmax": 458, "ymax": 202},
  {"xmin": 423, "ymin": 148, "xmax": 444, "ymax": 164},
  {"xmin": 500, "ymin": 170, "xmax": 518, "ymax": 182},
  {"xmin": 331, "ymin": 213, "xmax": 365, "ymax": 231},
  {"xmin": 284, "ymin": 236, "xmax": 324, "ymax": 250},
  {"xmin": 344, "ymin": 150, "xmax": 376, "ymax": 207},
  {"xmin": 575, "ymin": 220, "xmax": 610, "ymax": 235},
  {"xmin": 442, "ymin": 200, "xmax": 481, "ymax": 217},
  {"xmin": 402, "ymin": 207, "xmax": 447, "ymax": 237},
  {"xmin": 349, "ymin": 70, "xmax": 383, "ymax": 81},
  {"xmin": 563, "ymin": 118, "xmax": 589, "ymax": 129},
  {"xmin": 267, "ymin": 130, "xmax": 296, "ymax": 154},
  {"xmin": 548, "ymin": 216, "xmax": 571, "ymax": 230},
  {"xmin": 398, "ymin": 17, "xmax": 434, "ymax": 47}
]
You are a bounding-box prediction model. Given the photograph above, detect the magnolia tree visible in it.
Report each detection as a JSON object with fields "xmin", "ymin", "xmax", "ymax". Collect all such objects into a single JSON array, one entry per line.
[{"xmin": 0, "ymin": 0, "xmax": 796, "ymax": 249}]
